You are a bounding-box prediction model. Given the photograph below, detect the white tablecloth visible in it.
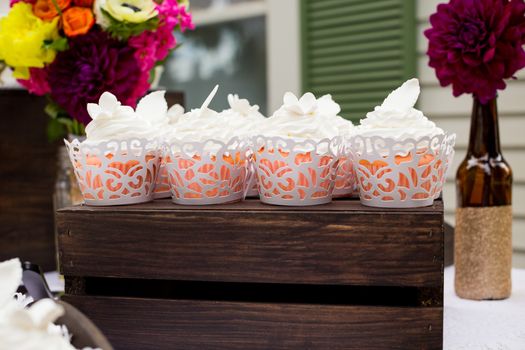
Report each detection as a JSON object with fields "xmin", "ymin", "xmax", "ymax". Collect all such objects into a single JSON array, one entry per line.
[
  {"xmin": 45, "ymin": 268, "xmax": 525, "ymax": 348},
  {"xmin": 444, "ymin": 267, "xmax": 525, "ymax": 349}
]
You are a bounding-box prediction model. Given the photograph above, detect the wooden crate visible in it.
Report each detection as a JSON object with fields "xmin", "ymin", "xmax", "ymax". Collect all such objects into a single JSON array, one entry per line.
[{"xmin": 57, "ymin": 198, "xmax": 444, "ymax": 349}]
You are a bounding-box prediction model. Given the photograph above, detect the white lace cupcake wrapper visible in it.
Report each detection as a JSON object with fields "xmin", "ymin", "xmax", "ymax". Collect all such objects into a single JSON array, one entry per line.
[
  {"xmin": 250, "ymin": 136, "xmax": 344, "ymax": 206},
  {"xmin": 64, "ymin": 138, "xmax": 162, "ymax": 206},
  {"xmin": 163, "ymin": 138, "xmax": 251, "ymax": 205},
  {"xmin": 350, "ymin": 133, "xmax": 456, "ymax": 208}
]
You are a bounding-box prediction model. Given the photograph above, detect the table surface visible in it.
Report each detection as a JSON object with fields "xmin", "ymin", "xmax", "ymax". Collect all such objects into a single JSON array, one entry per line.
[
  {"xmin": 45, "ymin": 267, "xmax": 525, "ymax": 349},
  {"xmin": 444, "ymin": 267, "xmax": 525, "ymax": 349}
]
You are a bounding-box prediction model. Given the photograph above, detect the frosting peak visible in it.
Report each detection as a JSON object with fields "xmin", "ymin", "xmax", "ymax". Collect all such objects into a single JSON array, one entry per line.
[
  {"xmin": 356, "ymin": 78, "xmax": 443, "ymax": 139},
  {"xmin": 259, "ymin": 92, "xmax": 353, "ymax": 141},
  {"xmin": 167, "ymin": 85, "xmax": 236, "ymax": 145}
]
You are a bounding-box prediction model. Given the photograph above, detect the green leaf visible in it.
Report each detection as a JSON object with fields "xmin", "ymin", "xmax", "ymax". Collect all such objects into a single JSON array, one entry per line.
[
  {"xmin": 45, "ymin": 100, "xmax": 87, "ymax": 138},
  {"xmin": 100, "ymin": 7, "xmax": 159, "ymax": 40},
  {"xmin": 43, "ymin": 37, "xmax": 69, "ymax": 52},
  {"xmin": 47, "ymin": 118, "xmax": 67, "ymax": 142},
  {"xmin": 44, "ymin": 101, "xmax": 68, "ymax": 119}
]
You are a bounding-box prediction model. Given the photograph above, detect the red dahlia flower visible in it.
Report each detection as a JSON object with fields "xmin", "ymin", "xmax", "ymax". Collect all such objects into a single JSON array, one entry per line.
[{"xmin": 424, "ymin": 0, "xmax": 525, "ymax": 103}]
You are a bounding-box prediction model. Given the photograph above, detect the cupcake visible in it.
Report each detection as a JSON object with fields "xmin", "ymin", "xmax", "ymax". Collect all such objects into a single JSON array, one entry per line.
[
  {"xmin": 164, "ymin": 86, "xmax": 251, "ymax": 205},
  {"xmin": 220, "ymin": 94, "xmax": 266, "ymax": 197},
  {"xmin": 351, "ymin": 78, "xmax": 455, "ymax": 208},
  {"xmin": 252, "ymin": 92, "xmax": 345, "ymax": 206},
  {"xmin": 65, "ymin": 92, "xmax": 162, "ymax": 206}
]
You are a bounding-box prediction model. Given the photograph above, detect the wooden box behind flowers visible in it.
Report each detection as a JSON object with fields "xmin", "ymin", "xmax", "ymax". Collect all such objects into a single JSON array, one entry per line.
[{"xmin": 56, "ymin": 197, "xmax": 444, "ymax": 350}]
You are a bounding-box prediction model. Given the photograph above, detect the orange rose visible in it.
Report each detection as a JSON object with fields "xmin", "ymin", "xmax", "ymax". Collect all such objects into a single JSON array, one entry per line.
[
  {"xmin": 62, "ymin": 7, "xmax": 95, "ymax": 37},
  {"xmin": 73, "ymin": 0, "xmax": 94, "ymax": 7},
  {"xmin": 33, "ymin": 0, "xmax": 71, "ymax": 21}
]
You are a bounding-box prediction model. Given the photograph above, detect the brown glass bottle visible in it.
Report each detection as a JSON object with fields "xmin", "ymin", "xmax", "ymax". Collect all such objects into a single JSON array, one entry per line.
[{"xmin": 455, "ymin": 96, "xmax": 513, "ymax": 300}]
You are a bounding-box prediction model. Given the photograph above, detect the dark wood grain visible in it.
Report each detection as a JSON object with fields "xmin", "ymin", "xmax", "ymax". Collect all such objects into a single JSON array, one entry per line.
[
  {"xmin": 57, "ymin": 198, "xmax": 443, "ymax": 287},
  {"xmin": 60, "ymin": 197, "xmax": 444, "ymax": 213},
  {"xmin": 0, "ymin": 89, "xmax": 58, "ymax": 271},
  {"xmin": 63, "ymin": 295, "xmax": 443, "ymax": 350}
]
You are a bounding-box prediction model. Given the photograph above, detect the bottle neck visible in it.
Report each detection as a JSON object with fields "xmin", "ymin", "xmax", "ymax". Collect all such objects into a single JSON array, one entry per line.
[{"xmin": 467, "ymin": 96, "xmax": 501, "ymax": 157}]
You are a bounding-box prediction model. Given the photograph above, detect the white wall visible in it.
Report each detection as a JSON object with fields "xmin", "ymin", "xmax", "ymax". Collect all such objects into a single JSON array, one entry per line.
[
  {"xmin": 266, "ymin": 0, "xmax": 300, "ymax": 113},
  {"xmin": 418, "ymin": 0, "xmax": 525, "ymax": 267}
]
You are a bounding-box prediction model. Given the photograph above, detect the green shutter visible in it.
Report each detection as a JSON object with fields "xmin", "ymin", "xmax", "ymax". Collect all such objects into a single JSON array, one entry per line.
[{"xmin": 301, "ymin": 0, "xmax": 416, "ymax": 122}]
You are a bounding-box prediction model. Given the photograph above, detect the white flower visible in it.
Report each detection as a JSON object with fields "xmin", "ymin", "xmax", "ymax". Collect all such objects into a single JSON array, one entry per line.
[
  {"xmin": 103, "ymin": 0, "xmax": 158, "ymax": 23},
  {"xmin": 86, "ymin": 92, "xmax": 135, "ymax": 121},
  {"xmin": 227, "ymin": 94, "xmax": 261, "ymax": 117},
  {"xmin": 93, "ymin": 0, "xmax": 111, "ymax": 28},
  {"xmin": 282, "ymin": 92, "xmax": 318, "ymax": 116}
]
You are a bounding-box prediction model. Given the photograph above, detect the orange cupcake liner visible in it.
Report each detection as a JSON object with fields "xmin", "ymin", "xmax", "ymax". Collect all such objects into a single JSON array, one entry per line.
[
  {"xmin": 164, "ymin": 139, "xmax": 251, "ymax": 205},
  {"xmin": 351, "ymin": 134, "xmax": 455, "ymax": 208},
  {"xmin": 65, "ymin": 139, "xmax": 161, "ymax": 206},
  {"xmin": 251, "ymin": 136, "xmax": 343, "ymax": 206}
]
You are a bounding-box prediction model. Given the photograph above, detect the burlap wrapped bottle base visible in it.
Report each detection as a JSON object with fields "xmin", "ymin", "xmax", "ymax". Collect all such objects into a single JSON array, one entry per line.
[{"xmin": 455, "ymin": 205, "xmax": 513, "ymax": 300}]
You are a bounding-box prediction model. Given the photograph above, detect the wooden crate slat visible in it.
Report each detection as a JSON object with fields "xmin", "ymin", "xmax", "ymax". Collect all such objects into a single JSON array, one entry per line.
[
  {"xmin": 57, "ymin": 199, "xmax": 443, "ymax": 287},
  {"xmin": 63, "ymin": 295, "xmax": 443, "ymax": 350}
]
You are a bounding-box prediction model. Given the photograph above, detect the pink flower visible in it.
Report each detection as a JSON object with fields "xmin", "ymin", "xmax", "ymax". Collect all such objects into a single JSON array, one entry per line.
[
  {"xmin": 17, "ymin": 68, "xmax": 51, "ymax": 96},
  {"xmin": 128, "ymin": 69, "xmax": 151, "ymax": 108},
  {"xmin": 128, "ymin": 31, "xmax": 158, "ymax": 72},
  {"xmin": 129, "ymin": 0, "xmax": 193, "ymax": 72},
  {"xmin": 154, "ymin": 24, "xmax": 177, "ymax": 61},
  {"xmin": 177, "ymin": 5, "xmax": 195, "ymax": 32},
  {"xmin": 157, "ymin": 0, "xmax": 195, "ymax": 32}
]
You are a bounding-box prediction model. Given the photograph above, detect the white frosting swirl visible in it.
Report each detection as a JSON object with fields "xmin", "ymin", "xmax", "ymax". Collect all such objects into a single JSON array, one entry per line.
[
  {"xmin": 84, "ymin": 91, "xmax": 167, "ymax": 143},
  {"xmin": 355, "ymin": 79, "xmax": 443, "ymax": 140},
  {"xmin": 259, "ymin": 92, "xmax": 353, "ymax": 141},
  {"xmin": 219, "ymin": 94, "xmax": 266, "ymax": 138},
  {"xmin": 166, "ymin": 86, "xmax": 237, "ymax": 144},
  {"xmin": 168, "ymin": 107, "xmax": 237, "ymax": 143}
]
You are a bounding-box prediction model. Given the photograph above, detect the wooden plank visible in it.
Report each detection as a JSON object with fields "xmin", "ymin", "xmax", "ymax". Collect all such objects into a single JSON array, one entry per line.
[
  {"xmin": 63, "ymin": 295, "xmax": 443, "ymax": 350},
  {"xmin": 58, "ymin": 197, "xmax": 443, "ymax": 213},
  {"xmin": 57, "ymin": 199, "xmax": 443, "ymax": 287},
  {"xmin": 0, "ymin": 90, "xmax": 58, "ymax": 271}
]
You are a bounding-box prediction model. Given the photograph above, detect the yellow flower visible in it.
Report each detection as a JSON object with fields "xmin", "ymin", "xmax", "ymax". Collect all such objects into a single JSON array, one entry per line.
[
  {"xmin": 0, "ymin": 3, "xmax": 60, "ymax": 79},
  {"xmin": 103, "ymin": 0, "xmax": 157, "ymax": 23}
]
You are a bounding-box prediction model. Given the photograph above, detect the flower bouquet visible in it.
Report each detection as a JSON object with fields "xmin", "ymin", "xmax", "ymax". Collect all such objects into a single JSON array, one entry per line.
[{"xmin": 0, "ymin": 0, "xmax": 194, "ymax": 139}]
